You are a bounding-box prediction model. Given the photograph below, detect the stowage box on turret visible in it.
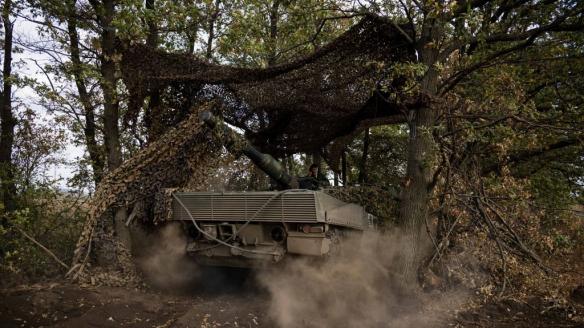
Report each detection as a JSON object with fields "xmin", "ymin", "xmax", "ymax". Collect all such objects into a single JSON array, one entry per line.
[{"xmin": 166, "ymin": 111, "xmax": 377, "ymax": 268}]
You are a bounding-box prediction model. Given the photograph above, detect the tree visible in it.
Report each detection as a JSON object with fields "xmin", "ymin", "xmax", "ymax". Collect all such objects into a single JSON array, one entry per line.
[
  {"xmin": 27, "ymin": 0, "xmax": 130, "ymax": 248},
  {"xmin": 218, "ymin": 0, "xmax": 350, "ymax": 66},
  {"xmin": 65, "ymin": 0, "xmax": 105, "ymax": 185},
  {"xmin": 88, "ymin": 0, "xmax": 122, "ymax": 171},
  {"xmin": 13, "ymin": 108, "xmax": 66, "ymax": 191},
  {"xmin": 0, "ymin": 0, "xmax": 17, "ymax": 213},
  {"xmin": 26, "ymin": 0, "xmax": 107, "ymax": 187},
  {"xmin": 347, "ymin": 0, "xmax": 584, "ymax": 284}
]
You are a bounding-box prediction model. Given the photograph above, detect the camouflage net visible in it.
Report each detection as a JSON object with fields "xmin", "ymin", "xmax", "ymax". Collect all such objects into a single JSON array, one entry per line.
[
  {"xmin": 69, "ymin": 15, "xmax": 419, "ymax": 283},
  {"xmin": 121, "ymin": 14, "xmax": 418, "ymax": 167},
  {"xmin": 68, "ymin": 102, "xmax": 225, "ymax": 282}
]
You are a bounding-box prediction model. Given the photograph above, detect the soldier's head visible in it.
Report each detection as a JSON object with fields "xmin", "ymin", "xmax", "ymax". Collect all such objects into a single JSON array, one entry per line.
[{"xmin": 308, "ymin": 164, "xmax": 319, "ymax": 177}]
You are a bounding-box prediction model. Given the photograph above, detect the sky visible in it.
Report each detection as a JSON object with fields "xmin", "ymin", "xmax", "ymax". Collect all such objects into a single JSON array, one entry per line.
[{"xmin": 10, "ymin": 14, "xmax": 85, "ymax": 190}]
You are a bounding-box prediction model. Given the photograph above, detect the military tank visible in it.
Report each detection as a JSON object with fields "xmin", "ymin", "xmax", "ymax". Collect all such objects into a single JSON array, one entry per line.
[{"xmin": 166, "ymin": 111, "xmax": 377, "ymax": 268}]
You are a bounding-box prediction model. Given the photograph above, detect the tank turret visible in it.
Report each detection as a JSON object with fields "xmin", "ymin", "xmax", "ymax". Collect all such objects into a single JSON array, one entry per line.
[{"xmin": 200, "ymin": 111, "xmax": 300, "ymax": 189}]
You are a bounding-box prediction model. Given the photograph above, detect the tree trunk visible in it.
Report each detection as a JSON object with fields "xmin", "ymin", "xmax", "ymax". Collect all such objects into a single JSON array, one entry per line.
[
  {"xmin": 205, "ymin": 0, "xmax": 221, "ymax": 60},
  {"xmin": 91, "ymin": 0, "xmax": 130, "ymax": 250},
  {"xmin": 145, "ymin": 0, "xmax": 158, "ymax": 47},
  {"xmin": 398, "ymin": 105, "xmax": 435, "ymax": 285},
  {"xmin": 184, "ymin": 0, "xmax": 198, "ymax": 55},
  {"xmin": 358, "ymin": 128, "xmax": 370, "ymax": 184},
  {"xmin": 0, "ymin": 0, "xmax": 17, "ymax": 212},
  {"xmin": 99, "ymin": 0, "xmax": 123, "ymax": 171},
  {"xmin": 267, "ymin": 0, "xmax": 281, "ymax": 66},
  {"xmin": 113, "ymin": 207, "xmax": 131, "ymax": 249},
  {"xmin": 397, "ymin": 22, "xmax": 441, "ymax": 285},
  {"xmin": 67, "ymin": 0, "xmax": 104, "ymax": 186}
]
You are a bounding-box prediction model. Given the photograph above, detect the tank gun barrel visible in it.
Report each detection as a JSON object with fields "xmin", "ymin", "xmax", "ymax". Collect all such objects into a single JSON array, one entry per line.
[{"xmin": 200, "ymin": 111, "xmax": 296, "ymax": 189}]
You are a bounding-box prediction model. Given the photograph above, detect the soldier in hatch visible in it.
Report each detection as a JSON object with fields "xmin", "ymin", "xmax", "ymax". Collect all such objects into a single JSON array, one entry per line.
[
  {"xmin": 308, "ymin": 164, "xmax": 319, "ymax": 178},
  {"xmin": 299, "ymin": 164, "xmax": 330, "ymax": 189}
]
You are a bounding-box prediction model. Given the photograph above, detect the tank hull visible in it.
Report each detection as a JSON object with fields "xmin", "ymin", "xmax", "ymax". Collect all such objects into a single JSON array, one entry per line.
[{"xmin": 168, "ymin": 190, "xmax": 377, "ymax": 267}]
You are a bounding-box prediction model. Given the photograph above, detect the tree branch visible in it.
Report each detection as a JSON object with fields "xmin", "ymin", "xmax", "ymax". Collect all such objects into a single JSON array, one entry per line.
[
  {"xmin": 13, "ymin": 226, "xmax": 69, "ymax": 270},
  {"xmin": 481, "ymin": 138, "xmax": 581, "ymax": 175}
]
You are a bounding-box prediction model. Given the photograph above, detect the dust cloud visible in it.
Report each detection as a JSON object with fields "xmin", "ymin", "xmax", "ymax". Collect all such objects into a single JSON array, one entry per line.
[
  {"xmin": 136, "ymin": 223, "xmax": 200, "ymax": 291},
  {"xmin": 258, "ymin": 231, "xmax": 467, "ymax": 328}
]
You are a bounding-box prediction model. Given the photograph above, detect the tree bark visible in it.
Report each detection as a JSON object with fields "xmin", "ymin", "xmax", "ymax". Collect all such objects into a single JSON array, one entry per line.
[
  {"xmin": 67, "ymin": 0, "xmax": 105, "ymax": 186},
  {"xmin": 90, "ymin": 0, "xmax": 130, "ymax": 250},
  {"xmin": 0, "ymin": 0, "xmax": 17, "ymax": 212},
  {"xmin": 205, "ymin": 0, "xmax": 221, "ymax": 60},
  {"xmin": 92, "ymin": 0, "xmax": 123, "ymax": 171},
  {"xmin": 397, "ymin": 19, "xmax": 441, "ymax": 286},
  {"xmin": 398, "ymin": 104, "xmax": 435, "ymax": 285},
  {"xmin": 183, "ymin": 0, "xmax": 198, "ymax": 55},
  {"xmin": 267, "ymin": 0, "xmax": 281, "ymax": 66}
]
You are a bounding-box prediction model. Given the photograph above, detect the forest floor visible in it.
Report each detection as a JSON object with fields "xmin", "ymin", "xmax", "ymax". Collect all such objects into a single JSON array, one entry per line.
[{"xmin": 1, "ymin": 268, "xmax": 582, "ymax": 328}]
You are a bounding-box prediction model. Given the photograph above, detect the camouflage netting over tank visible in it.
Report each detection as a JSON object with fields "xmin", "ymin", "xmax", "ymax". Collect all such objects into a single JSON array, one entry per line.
[
  {"xmin": 121, "ymin": 14, "xmax": 419, "ymax": 167},
  {"xmin": 68, "ymin": 102, "xmax": 228, "ymax": 282},
  {"xmin": 69, "ymin": 15, "xmax": 418, "ymax": 282}
]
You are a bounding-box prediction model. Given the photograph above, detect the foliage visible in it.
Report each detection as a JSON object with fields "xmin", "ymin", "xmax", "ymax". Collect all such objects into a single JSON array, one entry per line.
[
  {"xmin": 12, "ymin": 108, "xmax": 67, "ymax": 191},
  {"xmin": 344, "ymin": 125, "xmax": 408, "ymax": 188},
  {"xmin": 0, "ymin": 187, "xmax": 86, "ymax": 284},
  {"xmin": 217, "ymin": 0, "xmax": 351, "ymax": 66}
]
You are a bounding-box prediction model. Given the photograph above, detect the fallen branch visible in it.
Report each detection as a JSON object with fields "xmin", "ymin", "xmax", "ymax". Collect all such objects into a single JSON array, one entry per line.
[{"xmin": 13, "ymin": 226, "xmax": 69, "ymax": 270}]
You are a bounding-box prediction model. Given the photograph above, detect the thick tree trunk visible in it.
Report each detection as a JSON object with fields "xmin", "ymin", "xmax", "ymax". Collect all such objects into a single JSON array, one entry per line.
[
  {"xmin": 0, "ymin": 0, "xmax": 17, "ymax": 212},
  {"xmin": 398, "ymin": 104, "xmax": 435, "ymax": 285},
  {"xmin": 99, "ymin": 0, "xmax": 123, "ymax": 171},
  {"xmin": 67, "ymin": 0, "xmax": 104, "ymax": 186},
  {"xmin": 91, "ymin": 0, "xmax": 130, "ymax": 250},
  {"xmin": 397, "ymin": 24, "xmax": 441, "ymax": 285},
  {"xmin": 113, "ymin": 207, "xmax": 131, "ymax": 249}
]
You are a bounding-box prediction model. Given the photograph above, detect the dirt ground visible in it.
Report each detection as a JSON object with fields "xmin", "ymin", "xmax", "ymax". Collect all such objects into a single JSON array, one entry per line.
[
  {"xmin": 0, "ymin": 269, "xmax": 271, "ymax": 328},
  {"xmin": 1, "ymin": 268, "xmax": 582, "ymax": 328}
]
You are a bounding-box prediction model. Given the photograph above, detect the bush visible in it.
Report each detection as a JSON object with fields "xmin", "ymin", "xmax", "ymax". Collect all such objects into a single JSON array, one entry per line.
[{"xmin": 0, "ymin": 186, "xmax": 87, "ymax": 285}]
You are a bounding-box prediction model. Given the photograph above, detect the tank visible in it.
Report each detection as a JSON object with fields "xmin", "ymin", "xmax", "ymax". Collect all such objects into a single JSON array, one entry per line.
[
  {"xmin": 199, "ymin": 111, "xmax": 323, "ymax": 190},
  {"xmin": 165, "ymin": 111, "xmax": 378, "ymax": 268}
]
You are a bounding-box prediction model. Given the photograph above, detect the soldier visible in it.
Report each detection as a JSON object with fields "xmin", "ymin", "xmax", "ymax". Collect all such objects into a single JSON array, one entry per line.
[
  {"xmin": 308, "ymin": 164, "xmax": 319, "ymax": 178},
  {"xmin": 299, "ymin": 164, "xmax": 330, "ymax": 189}
]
